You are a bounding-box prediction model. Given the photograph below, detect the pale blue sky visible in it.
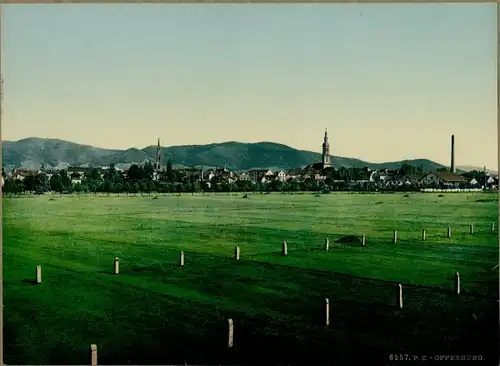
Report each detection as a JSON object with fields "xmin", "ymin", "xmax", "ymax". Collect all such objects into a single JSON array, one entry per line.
[{"xmin": 3, "ymin": 4, "xmax": 498, "ymax": 168}]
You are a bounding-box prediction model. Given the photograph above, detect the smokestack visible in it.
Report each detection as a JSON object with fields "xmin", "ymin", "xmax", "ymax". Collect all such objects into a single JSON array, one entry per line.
[{"xmin": 451, "ymin": 135, "xmax": 455, "ymax": 173}]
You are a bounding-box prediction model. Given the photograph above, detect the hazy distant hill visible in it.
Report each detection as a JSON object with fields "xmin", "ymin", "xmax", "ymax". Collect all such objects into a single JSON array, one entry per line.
[
  {"xmin": 2, "ymin": 137, "xmax": 447, "ymax": 172},
  {"xmin": 457, "ymin": 165, "xmax": 498, "ymax": 175}
]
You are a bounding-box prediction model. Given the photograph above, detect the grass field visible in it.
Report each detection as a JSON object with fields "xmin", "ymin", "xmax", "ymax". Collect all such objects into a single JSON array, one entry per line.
[{"xmin": 3, "ymin": 192, "xmax": 499, "ymax": 365}]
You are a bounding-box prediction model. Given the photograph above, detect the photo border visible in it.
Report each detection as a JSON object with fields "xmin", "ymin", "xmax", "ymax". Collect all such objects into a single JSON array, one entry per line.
[{"xmin": 0, "ymin": 2, "xmax": 498, "ymax": 365}]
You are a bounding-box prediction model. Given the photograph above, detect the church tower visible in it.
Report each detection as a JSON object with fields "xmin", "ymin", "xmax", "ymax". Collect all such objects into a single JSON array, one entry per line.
[
  {"xmin": 322, "ymin": 129, "xmax": 332, "ymax": 168},
  {"xmin": 155, "ymin": 138, "xmax": 161, "ymax": 172}
]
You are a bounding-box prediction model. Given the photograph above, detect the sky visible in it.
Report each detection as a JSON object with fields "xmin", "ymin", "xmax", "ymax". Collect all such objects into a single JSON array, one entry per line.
[{"xmin": 2, "ymin": 4, "xmax": 498, "ymax": 168}]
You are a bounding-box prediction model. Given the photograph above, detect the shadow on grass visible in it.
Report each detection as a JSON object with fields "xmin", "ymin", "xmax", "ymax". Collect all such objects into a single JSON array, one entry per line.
[
  {"xmin": 129, "ymin": 263, "xmax": 181, "ymax": 274},
  {"xmin": 336, "ymin": 235, "xmax": 364, "ymax": 246},
  {"xmin": 244, "ymin": 244, "xmax": 360, "ymax": 259},
  {"xmin": 20, "ymin": 279, "xmax": 38, "ymax": 286},
  {"xmin": 476, "ymin": 198, "xmax": 497, "ymax": 203},
  {"xmin": 239, "ymin": 259, "xmax": 497, "ymax": 300},
  {"xmin": 6, "ymin": 250, "xmax": 499, "ymax": 365},
  {"xmin": 97, "ymin": 270, "xmax": 117, "ymax": 276},
  {"xmin": 103, "ymin": 249, "xmax": 497, "ymax": 301}
]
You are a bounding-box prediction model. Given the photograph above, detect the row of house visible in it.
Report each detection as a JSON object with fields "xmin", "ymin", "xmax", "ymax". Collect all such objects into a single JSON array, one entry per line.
[
  {"xmin": 7, "ymin": 166, "xmax": 112, "ymax": 185},
  {"xmin": 5, "ymin": 165, "xmax": 499, "ymax": 189},
  {"xmin": 203, "ymin": 168, "xmax": 497, "ymax": 189},
  {"xmin": 173, "ymin": 167, "xmax": 494, "ymax": 189}
]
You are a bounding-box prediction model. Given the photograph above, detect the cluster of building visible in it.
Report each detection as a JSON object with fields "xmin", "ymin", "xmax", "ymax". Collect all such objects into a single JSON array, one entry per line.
[{"xmin": 4, "ymin": 132, "xmax": 498, "ymax": 190}]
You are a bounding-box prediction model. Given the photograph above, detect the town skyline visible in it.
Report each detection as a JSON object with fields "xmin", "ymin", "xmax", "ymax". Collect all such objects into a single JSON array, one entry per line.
[
  {"xmin": 3, "ymin": 4, "xmax": 497, "ymax": 168},
  {"xmin": 2, "ymin": 133, "xmax": 494, "ymax": 172}
]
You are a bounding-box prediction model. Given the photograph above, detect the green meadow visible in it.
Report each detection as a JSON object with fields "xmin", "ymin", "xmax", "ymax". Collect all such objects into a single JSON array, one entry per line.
[{"xmin": 3, "ymin": 192, "xmax": 499, "ymax": 365}]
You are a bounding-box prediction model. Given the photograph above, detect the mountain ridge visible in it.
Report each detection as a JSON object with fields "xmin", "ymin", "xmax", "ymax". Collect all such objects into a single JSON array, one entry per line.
[
  {"xmin": 456, "ymin": 165, "xmax": 498, "ymax": 175},
  {"xmin": 2, "ymin": 136, "xmax": 454, "ymax": 172}
]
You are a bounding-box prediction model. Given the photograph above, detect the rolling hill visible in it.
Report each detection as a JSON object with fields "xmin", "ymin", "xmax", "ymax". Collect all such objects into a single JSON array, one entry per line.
[
  {"xmin": 457, "ymin": 165, "xmax": 498, "ymax": 175},
  {"xmin": 2, "ymin": 137, "xmax": 447, "ymax": 172}
]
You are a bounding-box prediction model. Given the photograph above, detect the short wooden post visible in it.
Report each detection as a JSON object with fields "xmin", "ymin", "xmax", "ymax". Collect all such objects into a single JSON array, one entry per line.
[
  {"xmin": 393, "ymin": 231, "xmax": 398, "ymax": 243},
  {"xmin": 397, "ymin": 284, "xmax": 403, "ymax": 309},
  {"xmin": 324, "ymin": 238, "xmax": 329, "ymax": 251},
  {"xmin": 179, "ymin": 251, "xmax": 184, "ymax": 267},
  {"xmin": 421, "ymin": 229, "xmax": 426, "ymax": 241},
  {"xmin": 228, "ymin": 318, "xmax": 234, "ymax": 348},
  {"xmin": 36, "ymin": 265, "xmax": 42, "ymax": 284},
  {"xmin": 469, "ymin": 224, "xmax": 474, "ymax": 234},
  {"xmin": 447, "ymin": 227, "xmax": 452, "ymax": 238},
  {"xmin": 113, "ymin": 257, "xmax": 119, "ymax": 275},
  {"xmin": 325, "ymin": 298, "xmax": 330, "ymax": 326},
  {"xmin": 455, "ymin": 272, "xmax": 460, "ymax": 295},
  {"xmin": 361, "ymin": 233, "xmax": 366, "ymax": 247},
  {"xmin": 491, "ymin": 222, "xmax": 495, "ymax": 233},
  {"xmin": 234, "ymin": 246, "xmax": 240, "ymax": 261},
  {"xmin": 90, "ymin": 344, "xmax": 97, "ymax": 366},
  {"xmin": 282, "ymin": 241, "xmax": 287, "ymax": 256}
]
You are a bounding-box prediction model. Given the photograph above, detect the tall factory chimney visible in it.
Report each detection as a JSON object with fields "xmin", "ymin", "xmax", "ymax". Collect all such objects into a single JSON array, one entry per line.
[{"xmin": 450, "ymin": 135, "xmax": 456, "ymax": 173}]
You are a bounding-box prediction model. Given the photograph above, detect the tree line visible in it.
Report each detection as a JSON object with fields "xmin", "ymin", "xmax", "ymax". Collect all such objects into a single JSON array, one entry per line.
[{"xmin": 1, "ymin": 161, "xmax": 489, "ymax": 196}]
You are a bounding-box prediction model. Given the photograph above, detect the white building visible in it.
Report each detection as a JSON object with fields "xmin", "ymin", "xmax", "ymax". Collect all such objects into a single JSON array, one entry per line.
[{"xmin": 276, "ymin": 170, "xmax": 287, "ymax": 182}]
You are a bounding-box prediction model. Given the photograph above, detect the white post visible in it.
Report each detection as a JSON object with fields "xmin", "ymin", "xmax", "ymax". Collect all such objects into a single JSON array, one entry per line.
[
  {"xmin": 398, "ymin": 284, "xmax": 403, "ymax": 309},
  {"xmin": 36, "ymin": 265, "xmax": 42, "ymax": 284},
  {"xmin": 90, "ymin": 344, "xmax": 97, "ymax": 366},
  {"xmin": 228, "ymin": 318, "xmax": 234, "ymax": 348},
  {"xmin": 325, "ymin": 298, "xmax": 330, "ymax": 326}
]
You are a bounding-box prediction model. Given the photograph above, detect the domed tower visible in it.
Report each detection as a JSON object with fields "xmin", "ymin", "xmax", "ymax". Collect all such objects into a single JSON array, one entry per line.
[{"xmin": 322, "ymin": 129, "xmax": 332, "ymax": 168}]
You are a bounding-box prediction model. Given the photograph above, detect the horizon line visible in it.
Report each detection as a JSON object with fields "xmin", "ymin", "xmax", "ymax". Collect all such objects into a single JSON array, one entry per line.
[{"xmin": 2, "ymin": 135, "xmax": 492, "ymax": 170}]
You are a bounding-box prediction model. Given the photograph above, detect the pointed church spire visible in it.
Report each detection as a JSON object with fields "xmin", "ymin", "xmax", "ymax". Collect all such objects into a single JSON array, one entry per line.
[{"xmin": 155, "ymin": 137, "xmax": 161, "ymax": 172}]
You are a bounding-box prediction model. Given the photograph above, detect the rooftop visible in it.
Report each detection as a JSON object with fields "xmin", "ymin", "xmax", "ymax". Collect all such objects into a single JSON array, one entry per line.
[{"xmin": 434, "ymin": 171, "xmax": 468, "ymax": 183}]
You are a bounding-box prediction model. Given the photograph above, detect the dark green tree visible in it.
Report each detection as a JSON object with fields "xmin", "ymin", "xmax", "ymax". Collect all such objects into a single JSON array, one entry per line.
[
  {"xmin": 270, "ymin": 179, "xmax": 284, "ymax": 192},
  {"xmin": 88, "ymin": 168, "xmax": 102, "ymax": 181},
  {"xmin": 103, "ymin": 164, "xmax": 119, "ymax": 183},
  {"xmin": 127, "ymin": 165, "xmax": 143, "ymax": 181},
  {"xmin": 12, "ymin": 179, "xmax": 24, "ymax": 195},
  {"xmin": 3, "ymin": 178, "xmax": 14, "ymax": 195},
  {"xmin": 103, "ymin": 180, "xmax": 114, "ymax": 195},
  {"xmin": 23, "ymin": 174, "xmax": 37, "ymax": 193},
  {"xmin": 50, "ymin": 173, "xmax": 63, "ymax": 193},
  {"xmin": 166, "ymin": 159, "xmax": 174, "ymax": 182},
  {"xmin": 74, "ymin": 183, "xmax": 82, "ymax": 195},
  {"xmin": 34, "ymin": 173, "xmax": 50, "ymax": 194},
  {"xmin": 142, "ymin": 161, "xmax": 155, "ymax": 181},
  {"xmin": 138, "ymin": 180, "xmax": 147, "ymax": 195},
  {"xmin": 59, "ymin": 170, "xmax": 72, "ymax": 192}
]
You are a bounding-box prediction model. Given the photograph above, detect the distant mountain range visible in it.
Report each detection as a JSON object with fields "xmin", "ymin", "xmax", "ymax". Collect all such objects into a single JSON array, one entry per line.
[
  {"xmin": 0, "ymin": 137, "xmax": 483, "ymax": 173},
  {"xmin": 454, "ymin": 165, "xmax": 498, "ymax": 175}
]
